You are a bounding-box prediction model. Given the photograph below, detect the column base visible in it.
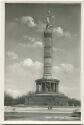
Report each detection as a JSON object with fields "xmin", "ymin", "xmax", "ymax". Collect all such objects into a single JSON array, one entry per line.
[{"xmin": 25, "ymin": 92, "xmax": 69, "ymax": 106}]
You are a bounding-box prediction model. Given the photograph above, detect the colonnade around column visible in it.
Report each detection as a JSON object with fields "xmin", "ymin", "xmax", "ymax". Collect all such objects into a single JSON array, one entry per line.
[{"xmin": 36, "ymin": 82, "xmax": 59, "ymax": 93}]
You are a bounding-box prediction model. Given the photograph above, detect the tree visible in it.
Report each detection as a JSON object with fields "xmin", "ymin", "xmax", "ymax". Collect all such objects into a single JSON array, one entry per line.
[{"xmin": 4, "ymin": 92, "xmax": 14, "ymax": 106}]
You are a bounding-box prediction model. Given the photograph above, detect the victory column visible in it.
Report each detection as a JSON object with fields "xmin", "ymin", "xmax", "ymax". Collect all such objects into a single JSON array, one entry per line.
[{"xmin": 26, "ymin": 11, "xmax": 69, "ymax": 106}]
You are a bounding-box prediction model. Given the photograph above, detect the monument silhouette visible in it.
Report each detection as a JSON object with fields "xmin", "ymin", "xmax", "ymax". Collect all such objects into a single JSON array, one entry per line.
[{"xmin": 25, "ymin": 11, "xmax": 69, "ymax": 106}]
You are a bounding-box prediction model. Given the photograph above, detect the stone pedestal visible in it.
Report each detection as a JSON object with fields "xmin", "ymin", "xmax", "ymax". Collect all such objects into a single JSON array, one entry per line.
[{"xmin": 25, "ymin": 93, "xmax": 69, "ymax": 106}]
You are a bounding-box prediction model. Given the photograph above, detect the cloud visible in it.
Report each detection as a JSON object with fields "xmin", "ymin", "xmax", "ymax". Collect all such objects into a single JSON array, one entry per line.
[
  {"xmin": 15, "ymin": 17, "xmax": 46, "ymax": 31},
  {"xmin": 20, "ymin": 16, "xmax": 36, "ymax": 27},
  {"xmin": 5, "ymin": 58, "xmax": 43, "ymax": 97},
  {"xmin": 53, "ymin": 63, "xmax": 74, "ymax": 74},
  {"xmin": 6, "ymin": 51, "xmax": 18, "ymax": 60},
  {"xmin": 54, "ymin": 27, "xmax": 63, "ymax": 35},
  {"xmin": 5, "ymin": 59, "xmax": 80, "ymax": 99},
  {"xmin": 19, "ymin": 41, "xmax": 43, "ymax": 48},
  {"xmin": 22, "ymin": 36, "xmax": 36, "ymax": 43},
  {"xmin": 53, "ymin": 26, "xmax": 71, "ymax": 38},
  {"xmin": 61, "ymin": 63, "xmax": 74, "ymax": 73},
  {"xmin": 33, "ymin": 41, "xmax": 43, "ymax": 47},
  {"xmin": 52, "ymin": 63, "xmax": 80, "ymax": 100},
  {"xmin": 21, "ymin": 58, "xmax": 43, "ymax": 69},
  {"xmin": 21, "ymin": 58, "xmax": 33, "ymax": 67},
  {"xmin": 5, "ymin": 89, "xmax": 22, "ymax": 98},
  {"xmin": 19, "ymin": 35, "xmax": 43, "ymax": 48}
]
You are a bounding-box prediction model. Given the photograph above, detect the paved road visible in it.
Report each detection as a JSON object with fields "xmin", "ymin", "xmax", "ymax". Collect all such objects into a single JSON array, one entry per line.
[{"xmin": 4, "ymin": 112, "xmax": 80, "ymax": 121}]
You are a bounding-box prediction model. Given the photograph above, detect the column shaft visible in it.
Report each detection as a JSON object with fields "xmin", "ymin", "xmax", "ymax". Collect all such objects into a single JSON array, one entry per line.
[
  {"xmin": 55, "ymin": 83, "xmax": 56, "ymax": 92},
  {"xmin": 40, "ymin": 82, "xmax": 42, "ymax": 92},
  {"xmin": 56, "ymin": 84, "xmax": 59, "ymax": 93},
  {"xmin": 53, "ymin": 83, "xmax": 55, "ymax": 92},
  {"xmin": 36, "ymin": 83, "xmax": 39, "ymax": 92}
]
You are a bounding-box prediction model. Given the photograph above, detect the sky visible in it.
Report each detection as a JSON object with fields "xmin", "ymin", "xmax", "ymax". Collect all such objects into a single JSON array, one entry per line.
[{"xmin": 5, "ymin": 3, "xmax": 81, "ymax": 100}]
